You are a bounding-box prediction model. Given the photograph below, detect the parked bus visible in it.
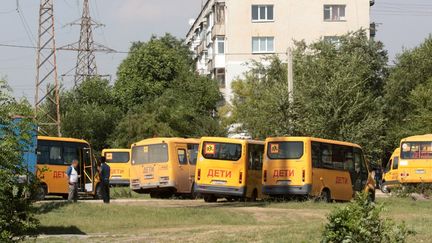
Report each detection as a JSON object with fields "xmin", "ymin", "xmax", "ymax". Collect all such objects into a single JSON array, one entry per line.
[
  {"xmin": 36, "ymin": 136, "xmax": 100, "ymax": 199},
  {"xmin": 194, "ymin": 137, "xmax": 265, "ymax": 203},
  {"xmin": 382, "ymin": 134, "xmax": 432, "ymax": 192},
  {"xmin": 130, "ymin": 138, "xmax": 199, "ymax": 198},
  {"xmin": 262, "ymin": 137, "xmax": 375, "ymax": 202},
  {"xmin": 101, "ymin": 149, "xmax": 131, "ymax": 186}
]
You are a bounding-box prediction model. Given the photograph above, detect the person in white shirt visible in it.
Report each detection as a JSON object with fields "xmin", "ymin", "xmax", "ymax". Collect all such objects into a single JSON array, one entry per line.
[{"xmin": 66, "ymin": 159, "xmax": 79, "ymax": 202}]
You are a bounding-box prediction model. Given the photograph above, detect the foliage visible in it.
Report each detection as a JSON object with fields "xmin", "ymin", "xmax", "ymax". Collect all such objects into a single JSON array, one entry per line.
[
  {"xmin": 61, "ymin": 77, "xmax": 123, "ymax": 152},
  {"xmin": 231, "ymin": 31, "xmax": 388, "ymax": 161},
  {"xmin": 383, "ymin": 36, "xmax": 432, "ymax": 150},
  {"xmin": 322, "ymin": 193, "xmax": 413, "ymax": 243},
  {"xmin": 0, "ymin": 80, "xmax": 38, "ymax": 242},
  {"xmin": 114, "ymin": 34, "xmax": 194, "ymax": 110},
  {"xmin": 111, "ymin": 74, "xmax": 225, "ymax": 147},
  {"xmin": 111, "ymin": 34, "xmax": 224, "ymax": 147}
]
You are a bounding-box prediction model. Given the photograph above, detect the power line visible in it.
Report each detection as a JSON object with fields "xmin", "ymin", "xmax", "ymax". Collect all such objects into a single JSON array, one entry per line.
[{"xmin": 0, "ymin": 43, "xmax": 130, "ymax": 54}]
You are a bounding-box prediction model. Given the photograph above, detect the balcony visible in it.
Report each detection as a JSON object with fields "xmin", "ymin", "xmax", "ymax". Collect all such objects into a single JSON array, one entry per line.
[{"xmin": 211, "ymin": 23, "xmax": 226, "ymax": 39}]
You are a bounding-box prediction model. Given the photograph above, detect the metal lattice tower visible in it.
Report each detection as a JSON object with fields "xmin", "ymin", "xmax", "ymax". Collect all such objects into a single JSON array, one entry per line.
[
  {"xmin": 60, "ymin": 0, "xmax": 114, "ymax": 86},
  {"xmin": 35, "ymin": 0, "xmax": 61, "ymax": 136}
]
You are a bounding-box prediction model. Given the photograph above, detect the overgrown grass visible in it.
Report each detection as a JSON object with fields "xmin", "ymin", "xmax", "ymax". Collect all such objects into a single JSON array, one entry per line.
[{"xmin": 29, "ymin": 196, "xmax": 432, "ymax": 242}]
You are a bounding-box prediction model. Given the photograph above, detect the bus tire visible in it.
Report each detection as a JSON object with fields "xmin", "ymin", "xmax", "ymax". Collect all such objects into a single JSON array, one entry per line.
[
  {"xmin": 204, "ymin": 194, "xmax": 217, "ymax": 203},
  {"xmin": 318, "ymin": 188, "xmax": 331, "ymax": 203},
  {"xmin": 190, "ymin": 183, "xmax": 198, "ymax": 199},
  {"xmin": 381, "ymin": 184, "xmax": 390, "ymax": 194},
  {"xmin": 35, "ymin": 184, "xmax": 47, "ymax": 201}
]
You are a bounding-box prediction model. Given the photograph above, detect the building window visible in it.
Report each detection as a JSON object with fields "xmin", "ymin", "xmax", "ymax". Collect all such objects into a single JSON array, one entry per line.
[
  {"xmin": 324, "ymin": 5, "xmax": 346, "ymax": 21},
  {"xmin": 324, "ymin": 36, "xmax": 341, "ymax": 45},
  {"xmin": 252, "ymin": 37, "xmax": 274, "ymax": 53},
  {"xmin": 252, "ymin": 5, "xmax": 274, "ymax": 21},
  {"xmin": 215, "ymin": 68, "xmax": 225, "ymax": 88},
  {"xmin": 216, "ymin": 36, "xmax": 224, "ymax": 54}
]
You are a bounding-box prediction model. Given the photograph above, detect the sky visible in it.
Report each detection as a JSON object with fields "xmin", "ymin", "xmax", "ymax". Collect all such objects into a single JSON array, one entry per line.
[{"xmin": 0, "ymin": 0, "xmax": 431, "ymax": 102}]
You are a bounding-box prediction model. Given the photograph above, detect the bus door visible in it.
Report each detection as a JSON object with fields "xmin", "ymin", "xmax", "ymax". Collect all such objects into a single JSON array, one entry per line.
[
  {"xmin": 351, "ymin": 148, "xmax": 368, "ymax": 192},
  {"xmin": 187, "ymin": 144, "xmax": 199, "ymax": 189},
  {"xmin": 246, "ymin": 144, "xmax": 264, "ymax": 197},
  {"xmin": 81, "ymin": 146, "xmax": 94, "ymax": 193},
  {"xmin": 175, "ymin": 144, "xmax": 190, "ymax": 193}
]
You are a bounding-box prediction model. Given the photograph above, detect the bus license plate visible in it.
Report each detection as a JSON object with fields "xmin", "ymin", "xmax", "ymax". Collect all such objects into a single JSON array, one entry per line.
[
  {"xmin": 212, "ymin": 180, "xmax": 227, "ymax": 185},
  {"xmin": 415, "ymin": 169, "xmax": 425, "ymax": 174}
]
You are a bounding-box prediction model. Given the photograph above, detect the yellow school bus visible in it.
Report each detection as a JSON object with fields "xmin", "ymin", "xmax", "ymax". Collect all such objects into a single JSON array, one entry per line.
[
  {"xmin": 130, "ymin": 137, "xmax": 199, "ymax": 198},
  {"xmin": 382, "ymin": 134, "xmax": 432, "ymax": 192},
  {"xmin": 194, "ymin": 137, "xmax": 265, "ymax": 202},
  {"xmin": 101, "ymin": 149, "xmax": 131, "ymax": 186},
  {"xmin": 36, "ymin": 136, "xmax": 100, "ymax": 199},
  {"xmin": 263, "ymin": 137, "xmax": 375, "ymax": 202}
]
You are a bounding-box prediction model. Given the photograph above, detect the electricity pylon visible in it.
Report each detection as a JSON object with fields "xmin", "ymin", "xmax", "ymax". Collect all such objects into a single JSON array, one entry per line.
[
  {"xmin": 35, "ymin": 0, "xmax": 61, "ymax": 136},
  {"xmin": 59, "ymin": 0, "xmax": 114, "ymax": 86}
]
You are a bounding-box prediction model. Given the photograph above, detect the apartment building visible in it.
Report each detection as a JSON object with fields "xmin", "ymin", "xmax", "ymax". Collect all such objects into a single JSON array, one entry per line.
[{"xmin": 186, "ymin": 0, "xmax": 375, "ymax": 103}]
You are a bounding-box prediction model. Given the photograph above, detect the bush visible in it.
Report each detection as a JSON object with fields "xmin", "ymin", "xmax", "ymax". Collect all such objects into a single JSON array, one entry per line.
[
  {"xmin": 391, "ymin": 183, "xmax": 432, "ymax": 199},
  {"xmin": 322, "ymin": 193, "xmax": 413, "ymax": 243}
]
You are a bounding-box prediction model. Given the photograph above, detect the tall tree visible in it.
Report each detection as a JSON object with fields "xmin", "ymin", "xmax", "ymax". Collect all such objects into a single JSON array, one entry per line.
[
  {"xmin": 61, "ymin": 77, "xmax": 123, "ymax": 152},
  {"xmin": 0, "ymin": 79, "xmax": 38, "ymax": 242},
  {"xmin": 231, "ymin": 31, "xmax": 388, "ymax": 161},
  {"xmin": 383, "ymin": 36, "xmax": 432, "ymax": 147}
]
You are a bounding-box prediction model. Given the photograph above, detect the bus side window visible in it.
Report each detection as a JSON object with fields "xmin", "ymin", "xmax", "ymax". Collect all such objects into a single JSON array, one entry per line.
[
  {"xmin": 321, "ymin": 144, "xmax": 333, "ymax": 169},
  {"xmin": 392, "ymin": 157, "xmax": 399, "ymax": 170},
  {"xmin": 177, "ymin": 149, "xmax": 188, "ymax": 165},
  {"xmin": 312, "ymin": 142, "xmax": 321, "ymax": 168},
  {"xmin": 344, "ymin": 149, "xmax": 354, "ymax": 171}
]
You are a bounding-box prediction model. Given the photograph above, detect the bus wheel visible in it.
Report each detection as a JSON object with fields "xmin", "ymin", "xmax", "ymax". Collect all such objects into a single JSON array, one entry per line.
[
  {"xmin": 318, "ymin": 189, "xmax": 331, "ymax": 203},
  {"xmin": 204, "ymin": 194, "xmax": 217, "ymax": 203},
  {"xmin": 34, "ymin": 185, "xmax": 46, "ymax": 201},
  {"xmin": 381, "ymin": 184, "xmax": 390, "ymax": 194},
  {"xmin": 190, "ymin": 183, "xmax": 198, "ymax": 199}
]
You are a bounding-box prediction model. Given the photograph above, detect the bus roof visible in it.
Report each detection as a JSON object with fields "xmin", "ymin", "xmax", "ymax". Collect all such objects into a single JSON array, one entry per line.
[
  {"xmin": 102, "ymin": 148, "xmax": 130, "ymax": 153},
  {"xmin": 401, "ymin": 134, "xmax": 432, "ymax": 142},
  {"xmin": 200, "ymin": 137, "xmax": 264, "ymax": 145},
  {"xmin": 133, "ymin": 137, "xmax": 200, "ymax": 146},
  {"xmin": 38, "ymin": 136, "xmax": 89, "ymax": 145},
  {"xmin": 265, "ymin": 136, "xmax": 361, "ymax": 148}
]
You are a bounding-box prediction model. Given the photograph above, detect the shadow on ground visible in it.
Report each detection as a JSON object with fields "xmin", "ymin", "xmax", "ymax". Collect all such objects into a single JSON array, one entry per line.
[{"xmin": 36, "ymin": 226, "xmax": 86, "ymax": 235}]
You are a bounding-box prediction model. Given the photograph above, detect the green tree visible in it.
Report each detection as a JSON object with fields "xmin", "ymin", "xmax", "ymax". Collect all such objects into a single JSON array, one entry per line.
[
  {"xmin": 61, "ymin": 77, "xmax": 123, "ymax": 152},
  {"xmin": 231, "ymin": 31, "xmax": 388, "ymax": 161},
  {"xmin": 383, "ymin": 36, "xmax": 432, "ymax": 148},
  {"xmin": 111, "ymin": 34, "xmax": 224, "ymax": 147},
  {"xmin": 0, "ymin": 79, "xmax": 38, "ymax": 242},
  {"xmin": 114, "ymin": 34, "xmax": 194, "ymax": 110}
]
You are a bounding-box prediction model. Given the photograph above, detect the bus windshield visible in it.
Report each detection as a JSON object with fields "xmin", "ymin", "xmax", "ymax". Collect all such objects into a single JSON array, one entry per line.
[
  {"xmin": 202, "ymin": 142, "xmax": 242, "ymax": 161},
  {"xmin": 106, "ymin": 152, "xmax": 130, "ymax": 163},
  {"xmin": 401, "ymin": 142, "xmax": 432, "ymax": 159},
  {"xmin": 132, "ymin": 143, "xmax": 168, "ymax": 164},
  {"xmin": 267, "ymin": 141, "xmax": 304, "ymax": 160}
]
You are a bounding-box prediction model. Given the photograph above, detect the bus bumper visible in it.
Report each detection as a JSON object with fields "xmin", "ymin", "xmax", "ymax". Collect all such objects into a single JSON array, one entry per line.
[
  {"xmin": 109, "ymin": 178, "xmax": 130, "ymax": 186},
  {"xmin": 130, "ymin": 180, "xmax": 176, "ymax": 192},
  {"xmin": 194, "ymin": 183, "xmax": 246, "ymax": 197},
  {"xmin": 262, "ymin": 184, "xmax": 312, "ymax": 196}
]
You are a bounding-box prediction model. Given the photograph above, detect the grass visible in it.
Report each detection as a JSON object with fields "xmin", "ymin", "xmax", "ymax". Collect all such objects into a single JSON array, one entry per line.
[{"xmin": 28, "ymin": 196, "xmax": 432, "ymax": 242}]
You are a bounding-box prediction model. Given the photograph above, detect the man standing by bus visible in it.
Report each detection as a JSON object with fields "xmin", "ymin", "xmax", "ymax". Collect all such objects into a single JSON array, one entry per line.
[
  {"xmin": 99, "ymin": 156, "xmax": 111, "ymax": 204},
  {"xmin": 66, "ymin": 159, "xmax": 79, "ymax": 203}
]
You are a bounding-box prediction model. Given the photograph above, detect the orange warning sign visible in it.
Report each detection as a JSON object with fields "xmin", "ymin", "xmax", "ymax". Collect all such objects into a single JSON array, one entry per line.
[
  {"xmin": 205, "ymin": 143, "xmax": 216, "ymax": 155},
  {"xmin": 270, "ymin": 143, "xmax": 279, "ymax": 154}
]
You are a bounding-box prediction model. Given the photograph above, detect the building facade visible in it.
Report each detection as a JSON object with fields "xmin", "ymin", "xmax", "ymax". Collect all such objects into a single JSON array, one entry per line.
[{"xmin": 186, "ymin": 0, "xmax": 375, "ymax": 103}]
